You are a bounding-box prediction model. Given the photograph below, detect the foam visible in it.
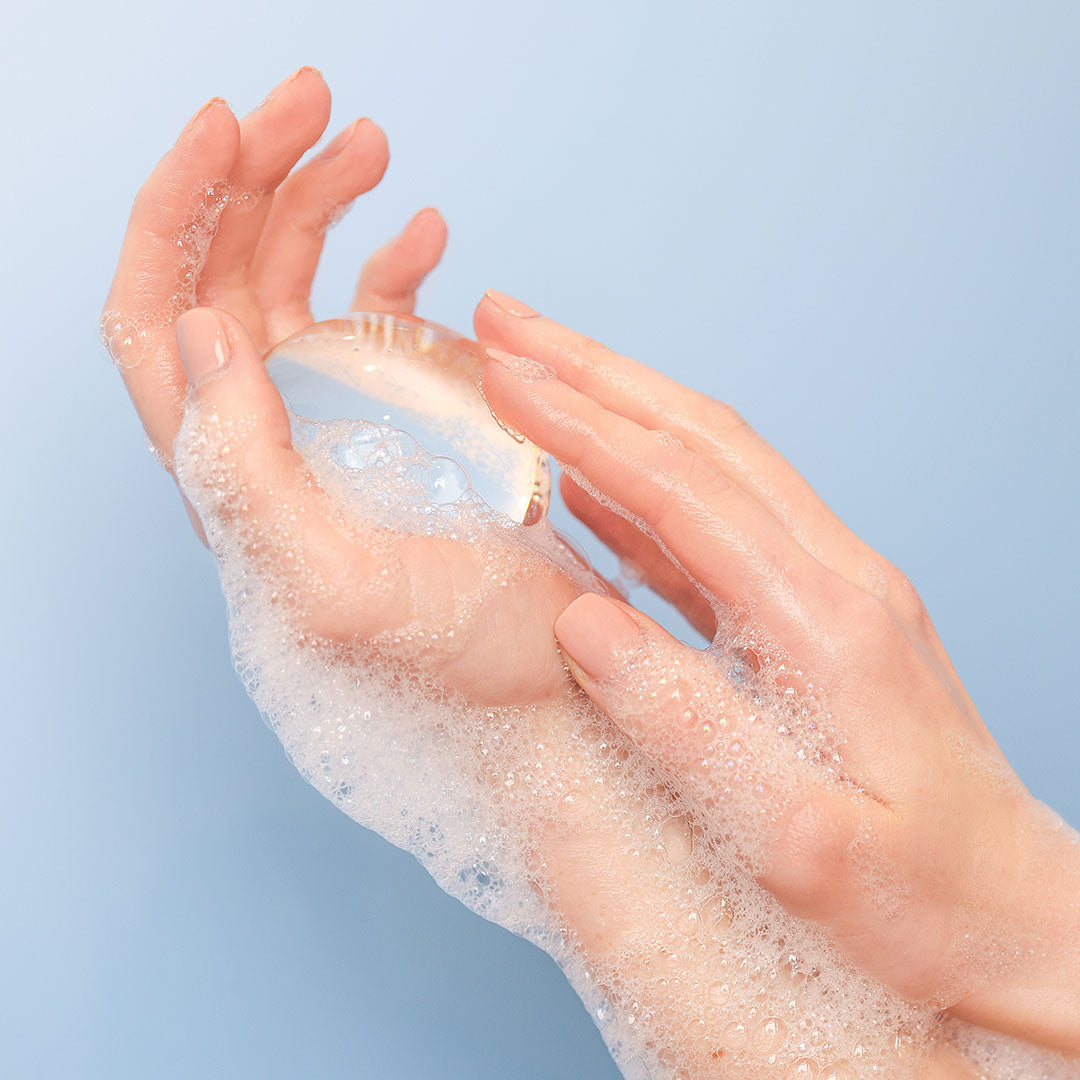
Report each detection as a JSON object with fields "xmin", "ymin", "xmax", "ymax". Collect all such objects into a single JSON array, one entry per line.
[
  {"xmin": 942, "ymin": 1021, "xmax": 1080, "ymax": 1080},
  {"xmin": 172, "ymin": 357, "xmax": 1080, "ymax": 1079}
]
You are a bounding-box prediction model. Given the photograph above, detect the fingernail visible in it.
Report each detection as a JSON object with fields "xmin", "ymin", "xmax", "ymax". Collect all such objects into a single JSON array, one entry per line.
[
  {"xmin": 177, "ymin": 309, "xmax": 231, "ymax": 388},
  {"xmin": 319, "ymin": 118, "xmax": 362, "ymax": 160},
  {"xmin": 182, "ymin": 97, "xmax": 228, "ymax": 136},
  {"xmin": 555, "ymin": 594, "xmax": 643, "ymax": 682},
  {"xmin": 261, "ymin": 66, "xmax": 321, "ymax": 107},
  {"xmin": 485, "ymin": 348, "xmax": 555, "ymax": 381},
  {"xmin": 485, "ymin": 289, "xmax": 540, "ymax": 318}
]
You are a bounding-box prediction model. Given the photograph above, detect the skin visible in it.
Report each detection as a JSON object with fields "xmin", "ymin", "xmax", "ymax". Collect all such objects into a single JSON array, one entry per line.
[
  {"xmin": 474, "ymin": 306, "xmax": 1080, "ymax": 1057},
  {"xmin": 104, "ymin": 71, "xmax": 1079, "ymax": 1077}
]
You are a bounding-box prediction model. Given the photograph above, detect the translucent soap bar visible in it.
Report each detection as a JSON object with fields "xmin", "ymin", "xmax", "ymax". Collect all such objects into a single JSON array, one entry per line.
[{"xmin": 265, "ymin": 313, "xmax": 550, "ymax": 524}]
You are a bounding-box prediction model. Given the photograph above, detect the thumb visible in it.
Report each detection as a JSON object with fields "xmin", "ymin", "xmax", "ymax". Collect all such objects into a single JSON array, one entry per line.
[
  {"xmin": 554, "ymin": 594, "xmax": 803, "ymax": 877},
  {"xmin": 173, "ymin": 307, "xmax": 387, "ymax": 643},
  {"xmin": 173, "ymin": 306, "xmax": 296, "ymax": 544},
  {"xmin": 555, "ymin": 593, "xmax": 887, "ymax": 928},
  {"xmin": 554, "ymin": 592, "xmax": 752, "ymax": 763},
  {"xmin": 176, "ymin": 306, "xmax": 293, "ymax": 449}
]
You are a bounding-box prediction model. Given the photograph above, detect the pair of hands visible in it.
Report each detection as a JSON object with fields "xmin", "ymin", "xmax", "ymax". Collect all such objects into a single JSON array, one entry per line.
[{"xmin": 104, "ymin": 68, "xmax": 1080, "ymax": 1070}]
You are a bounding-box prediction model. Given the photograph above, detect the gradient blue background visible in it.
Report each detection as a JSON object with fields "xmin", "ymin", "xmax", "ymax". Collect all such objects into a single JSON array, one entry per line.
[{"xmin": 4, "ymin": 2, "xmax": 1078, "ymax": 1077}]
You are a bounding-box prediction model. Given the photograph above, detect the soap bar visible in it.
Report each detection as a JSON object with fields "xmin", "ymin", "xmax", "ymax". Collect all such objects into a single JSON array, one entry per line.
[{"xmin": 265, "ymin": 313, "xmax": 550, "ymax": 525}]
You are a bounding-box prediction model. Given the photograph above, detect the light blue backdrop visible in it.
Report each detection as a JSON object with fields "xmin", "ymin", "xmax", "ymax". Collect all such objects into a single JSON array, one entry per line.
[{"xmin": 4, "ymin": 2, "xmax": 1078, "ymax": 1077}]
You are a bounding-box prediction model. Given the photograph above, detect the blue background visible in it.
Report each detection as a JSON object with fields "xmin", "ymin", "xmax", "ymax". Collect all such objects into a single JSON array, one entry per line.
[{"xmin": 4, "ymin": 2, "xmax": 1078, "ymax": 1077}]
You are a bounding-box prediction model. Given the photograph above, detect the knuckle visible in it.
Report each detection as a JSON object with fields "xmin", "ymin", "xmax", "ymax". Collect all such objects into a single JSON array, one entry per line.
[
  {"xmin": 576, "ymin": 335, "xmax": 615, "ymax": 368},
  {"xmin": 875, "ymin": 557, "xmax": 912, "ymax": 598},
  {"xmin": 764, "ymin": 791, "xmax": 855, "ymax": 917},
  {"xmin": 701, "ymin": 395, "xmax": 752, "ymax": 440},
  {"xmin": 863, "ymin": 556, "xmax": 930, "ymax": 632},
  {"xmin": 888, "ymin": 564, "xmax": 931, "ymax": 628},
  {"xmin": 840, "ymin": 584, "xmax": 925, "ymax": 690},
  {"xmin": 654, "ymin": 435, "xmax": 726, "ymax": 495},
  {"xmin": 648, "ymin": 443, "xmax": 728, "ymax": 533},
  {"xmin": 825, "ymin": 580, "xmax": 905, "ymax": 663}
]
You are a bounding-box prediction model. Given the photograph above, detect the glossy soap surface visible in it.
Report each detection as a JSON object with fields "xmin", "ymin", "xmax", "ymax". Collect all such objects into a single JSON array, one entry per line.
[{"xmin": 265, "ymin": 313, "xmax": 550, "ymax": 524}]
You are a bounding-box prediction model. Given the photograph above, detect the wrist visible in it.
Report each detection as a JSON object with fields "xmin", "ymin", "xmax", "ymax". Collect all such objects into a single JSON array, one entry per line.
[{"xmin": 950, "ymin": 798, "xmax": 1080, "ymax": 1055}]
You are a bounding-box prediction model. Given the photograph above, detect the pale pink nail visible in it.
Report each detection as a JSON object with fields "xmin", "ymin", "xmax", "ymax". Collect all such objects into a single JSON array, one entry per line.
[
  {"xmin": 485, "ymin": 289, "xmax": 540, "ymax": 318},
  {"xmin": 485, "ymin": 348, "xmax": 555, "ymax": 381},
  {"xmin": 176, "ymin": 309, "xmax": 231, "ymax": 388},
  {"xmin": 319, "ymin": 119, "xmax": 362, "ymax": 160},
  {"xmin": 555, "ymin": 594, "xmax": 643, "ymax": 682}
]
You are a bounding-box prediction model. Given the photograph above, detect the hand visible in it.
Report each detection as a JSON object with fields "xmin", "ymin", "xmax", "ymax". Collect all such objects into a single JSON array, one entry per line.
[
  {"xmin": 101, "ymin": 69, "xmax": 446, "ymax": 517},
  {"xmin": 474, "ymin": 292, "xmax": 1080, "ymax": 1055},
  {"xmin": 100, "ymin": 70, "xmax": 581, "ymax": 705}
]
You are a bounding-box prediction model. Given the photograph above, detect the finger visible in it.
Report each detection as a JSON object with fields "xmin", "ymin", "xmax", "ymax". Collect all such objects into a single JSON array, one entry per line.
[
  {"xmin": 480, "ymin": 348, "xmax": 858, "ymax": 674},
  {"xmin": 101, "ymin": 98, "xmax": 240, "ymax": 464},
  {"xmin": 350, "ymin": 206, "xmax": 448, "ymax": 314},
  {"xmin": 251, "ymin": 118, "xmax": 390, "ymax": 344},
  {"xmin": 553, "ymin": 592, "xmax": 890, "ymax": 930},
  {"xmin": 560, "ymin": 472, "xmax": 717, "ymax": 639},
  {"xmin": 174, "ymin": 307, "xmax": 395, "ymax": 640},
  {"xmin": 195, "ymin": 67, "xmax": 332, "ymax": 336},
  {"xmin": 474, "ymin": 291, "xmax": 896, "ymax": 606}
]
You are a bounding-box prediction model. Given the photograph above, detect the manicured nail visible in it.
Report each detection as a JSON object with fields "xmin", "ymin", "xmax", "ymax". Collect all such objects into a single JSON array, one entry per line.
[
  {"xmin": 555, "ymin": 594, "xmax": 643, "ymax": 682},
  {"xmin": 261, "ymin": 66, "xmax": 321, "ymax": 107},
  {"xmin": 319, "ymin": 118, "xmax": 362, "ymax": 160},
  {"xmin": 410, "ymin": 206, "xmax": 445, "ymax": 232},
  {"xmin": 177, "ymin": 309, "xmax": 231, "ymax": 388},
  {"xmin": 182, "ymin": 97, "xmax": 228, "ymax": 136},
  {"xmin": 485, "ymin": 348, "xmax": 555, "ymax": 381},
  {"xmin": 485, "ymin": 289, "xmax": 540, "ymax": 318}
]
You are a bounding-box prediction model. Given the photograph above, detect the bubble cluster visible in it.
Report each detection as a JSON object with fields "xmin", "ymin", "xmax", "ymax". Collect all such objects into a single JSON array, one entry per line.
[{"xmin": 942, "ymin": 1022, "xmax": 1080, "ymax": 1080}]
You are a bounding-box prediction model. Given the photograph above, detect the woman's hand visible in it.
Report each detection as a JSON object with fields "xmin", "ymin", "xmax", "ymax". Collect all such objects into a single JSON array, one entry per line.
[
  {"xmin": 100, "ymin": 71, "xmax": 582, "ymax": 706},
  {"xmin": 101, "ymin": 69, "xmax": 446, "ymax": 481},
  {"xmin": 475, "ymin": 292, "xmax": 1080, "ymax": 1055}
]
